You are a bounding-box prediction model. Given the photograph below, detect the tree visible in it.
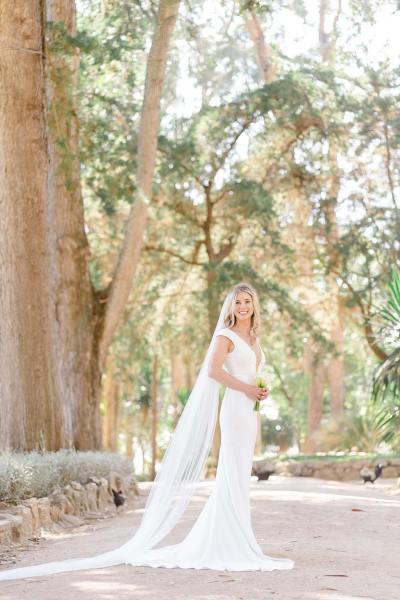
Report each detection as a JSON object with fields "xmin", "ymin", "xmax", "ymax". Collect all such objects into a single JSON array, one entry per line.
[
  {"xmin": 0, "ymin": 1, "xmax": 62, "ymax": 450},
  {"xmin": 45, "ymin": 0, "xmax": 99, "ymax": 449},
  {"xmin": 0, "ymin": 0, "xmax": 180, "ymax": 450}
]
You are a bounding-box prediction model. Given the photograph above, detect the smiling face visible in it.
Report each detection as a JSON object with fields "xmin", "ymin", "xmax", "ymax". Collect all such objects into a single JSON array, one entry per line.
[
  {"xmin": 223, "ymin": 282, "xmax": 261, "ymax": 335},
  {"xmin": 234, "ymin": 291, "xmax": 254, "ymax": 324}
]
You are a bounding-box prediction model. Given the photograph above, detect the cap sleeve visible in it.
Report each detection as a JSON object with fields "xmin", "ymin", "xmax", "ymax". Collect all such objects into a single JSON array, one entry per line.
[{"xmin": 215, "ymin": 328, "xmax": 236, "ymax": 348}]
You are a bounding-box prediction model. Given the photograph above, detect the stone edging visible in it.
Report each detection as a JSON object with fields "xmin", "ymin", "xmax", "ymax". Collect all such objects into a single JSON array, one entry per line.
[
  {"xmin": 0, "ymin": 471, "xmax": 139, "ymax": 547},
  {"xmin": 254, "ymin": 457, "xmax": 400, "ymax": 482}
]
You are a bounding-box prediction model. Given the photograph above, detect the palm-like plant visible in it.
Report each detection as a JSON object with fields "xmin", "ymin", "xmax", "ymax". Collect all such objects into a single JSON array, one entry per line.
[{"xmin": 372, "ymin": 269, "xmax": 400, "ymax": 443}]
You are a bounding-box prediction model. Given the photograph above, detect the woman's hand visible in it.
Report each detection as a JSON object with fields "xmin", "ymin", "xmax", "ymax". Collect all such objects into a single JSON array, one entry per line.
[{"xmin": 244, "ymin": 384, "xmax": 269, "ymax": 403}]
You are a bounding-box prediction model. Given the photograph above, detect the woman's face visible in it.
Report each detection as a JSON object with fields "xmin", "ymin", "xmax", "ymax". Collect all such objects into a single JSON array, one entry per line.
[{"xmin": 234, "ymin": 291, "xmax": 254, "ymax": 324}]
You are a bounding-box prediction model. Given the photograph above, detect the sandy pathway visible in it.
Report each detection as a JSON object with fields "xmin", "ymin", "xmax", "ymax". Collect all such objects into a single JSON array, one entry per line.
[{"xmin": 0, "ymin": 476, "xmax": 398, "ymax": 600}]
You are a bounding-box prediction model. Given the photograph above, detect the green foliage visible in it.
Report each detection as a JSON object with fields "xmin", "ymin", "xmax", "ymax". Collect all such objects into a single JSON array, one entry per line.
[
  {"xmin": 78, "ymin": 2, "xmax": 149, "ymax": 218},
  {"xmin": 373, "ymin": 270, "xmax": 400, "ymax": 429},
  {"xmin": 72, "ymin": 0, "xmax": 400, "ymax": 463},
  {"xmin": 136, "ymin": 365, "xmax": 152, "ymax": 410},
  {"xmin": 261, "ymin": 413, "xmax": 297, "ymax": 449},
  {"xmin": 338, "ymin": 406, "xmax": 398, "ymax": 452},
  {"xmin": 177, "ymin": 388, "xmax": 191, "ymax": 408}
]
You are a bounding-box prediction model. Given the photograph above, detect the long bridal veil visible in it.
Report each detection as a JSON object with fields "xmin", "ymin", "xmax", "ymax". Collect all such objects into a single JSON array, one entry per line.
[{"xmin": 0, "ymin": 294, "xmax": 233, "ymax": 580}]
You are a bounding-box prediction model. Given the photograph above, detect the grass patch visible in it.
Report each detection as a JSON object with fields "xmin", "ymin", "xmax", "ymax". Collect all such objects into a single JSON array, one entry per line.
[{"xmin": 0, "ymin": 450, "xmax": 134, "ymax": 504}]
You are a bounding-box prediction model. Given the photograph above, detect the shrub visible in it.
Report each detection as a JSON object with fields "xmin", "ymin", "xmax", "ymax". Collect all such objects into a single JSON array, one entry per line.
[{"xmin": 0, "ymin": 450, "xmax": 134, "ymax": 504}]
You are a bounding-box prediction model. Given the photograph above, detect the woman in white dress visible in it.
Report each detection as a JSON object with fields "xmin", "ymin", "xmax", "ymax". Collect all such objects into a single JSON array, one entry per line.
[{"xmin": 0, "ymin": 282, "xmax": 294, "ymax": 580}]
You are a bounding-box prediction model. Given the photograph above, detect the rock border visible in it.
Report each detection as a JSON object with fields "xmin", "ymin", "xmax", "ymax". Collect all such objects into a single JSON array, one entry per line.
[
  {"xmin": 0, "ymin": 471, "xmax": 139, "ymax": 547},
  {"xmin": 253, "ymin": 456, "xmax": 400, "ymax": 482}
]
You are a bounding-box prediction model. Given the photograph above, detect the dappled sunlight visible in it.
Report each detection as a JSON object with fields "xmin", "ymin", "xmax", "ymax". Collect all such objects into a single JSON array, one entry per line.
[
  {"xmin": 248, "ymin": 476, "xmax": 400, "ymax": 505},
  {"xmin": 70, "ymin": 573, "xmax": 147, "ymax": 596},
  {"xmin": 250, "ymin": 488, "xmax": 400, "ymax": 506}
]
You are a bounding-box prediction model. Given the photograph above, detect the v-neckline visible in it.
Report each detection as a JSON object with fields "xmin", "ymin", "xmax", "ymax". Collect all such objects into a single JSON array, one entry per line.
[{"xmin": 228, "ymin": 328, "xmax": 262, "ymax": 371}]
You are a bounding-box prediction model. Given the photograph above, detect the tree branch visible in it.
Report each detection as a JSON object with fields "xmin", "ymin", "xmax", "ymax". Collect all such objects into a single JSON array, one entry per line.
[
  {"xmin": 144, "ymin": 244, "xmax": 204, "ymax": 266},
  {"xmin": 98, "ymin": 0, "xmax": 181, "ymax": 370},
  {"xmin": 270, "ymin": 361, "xmax": 295, "ymax": 407},
  {"xmin": 211, "ymin": 118, "xmax": 250, "ymax": 180},
  {"xmin": 158, "ymin": 145, "xmax": 205, "ymax": 188},
  {"xmin": 243, "ymin": 9, "xmax": 276, "ymax": 84},
  {"xmin": 335, "ymin": 272, "xmax": 388, "ymax": 361},
  {"xmin": 214, "ymin": 235, "xmax": 238, "ymax": 263}
]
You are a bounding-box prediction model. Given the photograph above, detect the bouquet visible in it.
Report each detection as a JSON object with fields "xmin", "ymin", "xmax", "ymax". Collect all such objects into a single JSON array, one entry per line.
[{"xmin": 254, "ymin": 372, "xmax": 268, "ymax": 412}]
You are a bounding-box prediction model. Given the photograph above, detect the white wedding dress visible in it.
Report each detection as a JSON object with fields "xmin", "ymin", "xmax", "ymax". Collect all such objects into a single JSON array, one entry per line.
[
  {"xmin": 0, "ymin": 325, "xmax": 294, "ymax": 579},
  {"xmin": 124, "ymin": 328, "xmax": 294, "ymax": 571}
]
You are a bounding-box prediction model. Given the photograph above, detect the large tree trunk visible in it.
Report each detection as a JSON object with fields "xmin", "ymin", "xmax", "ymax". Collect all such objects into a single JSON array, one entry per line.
[
  {"xmin": 206, "ymin": 268, "xmax": 221, "ymax": 465},
  {"xmin": 289, "ymin": 184, "xmax": 326, "ymax": 452},
  {"xmin": 243, "ymin": 8, "xmax": 277, "ymax": 460},
  {"xmin": 323, "ymin": 143, "xmax": 345, "ymax": 415},
  {"xmin": 206, "ymin": 268, "xmax": 220, "ymax": 336},
  {"xmin": 255, "ymin": 415, "xmax": 263, "ymax": 455},
  {"xmin": 123, "ymin": 379, "xmax": 134, "ymax": 457},
  {"xmin": 319, "ymin": 0, "xmax": 345, "ymax": 416},
  {"xmin": 102, "ymin": 357, "xmax": 120, "ymax": 452},
  {"xmin": 0, "ymin": 2, "xmax": 62, "ymax": 450},
  {"xmin": 125, "ymin": 416, "xmax": 134, "ymax": 458},
  {"xmin": 45, "ymin": 0, "xmax": 100, "ymax": 449},
  {"xmin": 0, "ymin": 0, "xmax": 180, "ymax": 452},
  {"xmin": 304, "ymin": 344, "xmax": 325, "ymax": 453},
  {"xmin": 327, "ymin": 295, "xmax": 345, "ymax": 415}
]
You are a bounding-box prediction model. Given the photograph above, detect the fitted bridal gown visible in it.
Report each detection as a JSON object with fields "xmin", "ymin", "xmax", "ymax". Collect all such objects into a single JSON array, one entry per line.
[
  {"xmin": 0, "ymin": 326, "xmax": 294, "ymax": 579},
  {"xmin": 125, "ymin": 327, "xmax": 294, "ymax": 571}
]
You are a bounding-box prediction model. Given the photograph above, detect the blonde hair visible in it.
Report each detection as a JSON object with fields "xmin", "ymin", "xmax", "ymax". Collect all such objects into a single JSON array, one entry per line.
[{"xmin": 223, "ymin": 282, "xmax": 261, "ymax": 338}]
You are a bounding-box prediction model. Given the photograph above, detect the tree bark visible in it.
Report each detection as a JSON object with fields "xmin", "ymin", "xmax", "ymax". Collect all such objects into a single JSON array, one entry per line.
[
  {"xmin": 304, "ymin": 345, "xmax": 325, "ymax": 453},
  {"xmin": 45, "ymin": 0, "xmax": 180, "ymax": 450},
  {"xmin": 207, "ymin": 268, "xmax": 224, "ymax": 464},
  {"xmin": 243, "ymin": 9, "xmax": 276, "ymax": 84},
  {"xmin": 125, "ymin": 415, "xmax": 134, "ymax": 458},
  {"xmin": 243, "ymin": 8, "xmax": 281, "ymax": 459},
  {"xmin": 319, "ymin": 0, "xmax": 345, "ymax": 415},
  {"xmin": 327, "ymin": 295, "xmax": 345, "ymax": 415},
  {"xmin": 45, "ymin": 0, "xmax": 100, "ymax": 449},
  {"xmin": 206, "ymin": 268, "xmax": 220, "ymax": 336},
  {"xmin": 103, "ymin": 357, "xmax": 120, "ymax": 452},
  {"xmin": 0, "ymin": 0, "xmax": 180, "ymax": 451},
  {"xmin": 0, "ymin": 1, "xmax": 62, "ymax": 450},
  {"xmin": 255, "ymin": 414, "xmax": 263, "ymax": 455}
]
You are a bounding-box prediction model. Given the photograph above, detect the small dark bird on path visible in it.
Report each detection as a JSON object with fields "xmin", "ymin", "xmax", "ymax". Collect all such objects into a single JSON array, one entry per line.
[
  {"xmin": 360, "ymin": 463, "xmax": 384, "ymax": 484},
  {"xmin": 252, "ymin": 466, "xmax": 275, "ymax": 481},
  {"xmin": 112, "ymin": 489, "xmax": 126, "ymax": 508}
]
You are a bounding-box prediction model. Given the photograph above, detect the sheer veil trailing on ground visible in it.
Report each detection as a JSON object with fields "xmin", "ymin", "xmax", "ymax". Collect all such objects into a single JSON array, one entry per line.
[{"xmin": 0, "ymin": 294, "xmax": 235, "ymax": 580}]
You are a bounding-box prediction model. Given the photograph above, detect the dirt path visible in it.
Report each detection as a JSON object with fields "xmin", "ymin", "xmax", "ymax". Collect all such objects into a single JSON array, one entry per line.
[{"xmin": 0, "ymin": 476, "xmax": 398, "ymax": 600}]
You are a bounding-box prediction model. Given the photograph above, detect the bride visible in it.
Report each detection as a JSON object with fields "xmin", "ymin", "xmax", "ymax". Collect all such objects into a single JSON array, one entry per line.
[{"xmin": 0, "ymin": 282, "xmax": 294, "ymax": 580}]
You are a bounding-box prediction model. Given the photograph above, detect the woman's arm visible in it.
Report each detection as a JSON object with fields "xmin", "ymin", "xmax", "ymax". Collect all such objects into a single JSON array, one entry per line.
[{"xmin": 208, "ymin": 336, "xmax": 268, "ymax": 402}]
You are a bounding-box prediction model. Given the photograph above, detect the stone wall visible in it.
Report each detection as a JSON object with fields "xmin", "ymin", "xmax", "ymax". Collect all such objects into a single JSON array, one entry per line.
[
  {"xmin": 0, "ymin": 472, "xmax": 139, "ymax": 547},
  {"xmin": 254, "ymin": 457, "xmax": 400, "ymax": 482}
]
